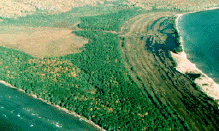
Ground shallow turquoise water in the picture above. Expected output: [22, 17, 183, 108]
[0, 83, 99, 131]
[178, 9, 219, 83]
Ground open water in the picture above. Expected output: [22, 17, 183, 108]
[177, 9, 219, 83]
[0, 83, 99, 131]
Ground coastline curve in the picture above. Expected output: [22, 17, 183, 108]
[171, 8, 219, 104]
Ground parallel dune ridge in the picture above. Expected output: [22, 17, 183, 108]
[0, 0, 219, 131]
[119, 11, 219, 131]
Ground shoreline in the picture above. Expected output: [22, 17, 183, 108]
[0, 6, 219, 130]
[0, 80, 106, 131]
[171, 7, 219, 104]
[118, 10, 219, 130]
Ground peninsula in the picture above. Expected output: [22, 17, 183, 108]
[0, 0, 219, 130]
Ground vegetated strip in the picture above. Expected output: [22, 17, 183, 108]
[0, 80, 105, 131]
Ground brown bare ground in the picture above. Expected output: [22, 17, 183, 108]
[0, 26, 88, 58]
[126, 0, 218, 11]
[1, 0, 218, 18]
[119, 11, 219, 130]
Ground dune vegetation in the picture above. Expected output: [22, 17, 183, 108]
[0, 0, 219, 131]
[0, 31, 189, 130]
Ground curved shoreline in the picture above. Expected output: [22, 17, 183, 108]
[1, 6, 219, 130]
[0, 80, 106, 131]
[171, 8, 219, 104]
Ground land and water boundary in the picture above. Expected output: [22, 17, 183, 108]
[0, 80, 105, 131]
[0, 5, 219, 131]
[171, 7, 219, 104]
[118, 9, 219, 130]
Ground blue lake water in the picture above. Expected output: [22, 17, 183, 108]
[0, 83, 100, 131]
[177, 9, 219, 83]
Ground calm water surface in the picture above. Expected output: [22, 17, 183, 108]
[0, 83, 99, 131]
[178, 9, 219, 83]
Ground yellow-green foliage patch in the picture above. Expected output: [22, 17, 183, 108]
[0, 31, 190, 130]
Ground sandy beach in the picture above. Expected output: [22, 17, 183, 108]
[171, 8, 219, 104]
[0, 1, 219, 130]
[118, 10, 219, 130]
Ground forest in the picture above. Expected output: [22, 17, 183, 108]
[0, 0, 219, 130]
[0, 30, 190, 130]
[0, 8, 191, 130]
[78, 8, 144, 31]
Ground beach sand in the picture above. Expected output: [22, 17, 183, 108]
[0, 3, 219, 130]
[119, 10, 219, 130]
[171, 10, 219, 104]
